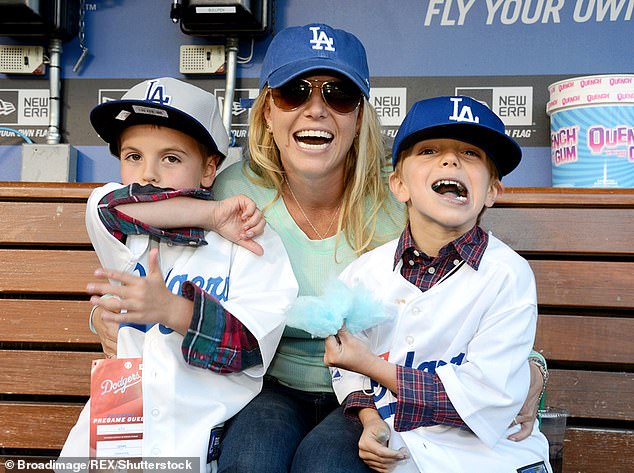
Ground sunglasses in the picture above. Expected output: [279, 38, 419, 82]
[270, 78, 363, 114]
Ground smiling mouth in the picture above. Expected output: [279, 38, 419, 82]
[432, 179, 468, 202]
[294, 130, 333, 149]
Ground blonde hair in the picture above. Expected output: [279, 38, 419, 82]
[245, 87, 396, 256]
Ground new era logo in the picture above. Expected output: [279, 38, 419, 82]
[309, 26, 335, 51]
[0, 99, 16, 116]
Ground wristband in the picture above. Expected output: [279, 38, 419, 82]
[88, 294, 115, 334]
[529, 354, 549, 406]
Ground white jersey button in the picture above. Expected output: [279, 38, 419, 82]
[413, 250, 420, 257]
[151, 408, 160, 417]
[427, 266, 435, 274]
[406, 336, 414, 345]
[408, 260, 415, 266]
[412, 307, 421, 315]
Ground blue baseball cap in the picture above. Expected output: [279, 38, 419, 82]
[259, 23, 370, 98]
[391, 96, 522, 177]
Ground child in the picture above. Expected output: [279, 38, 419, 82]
[324, 96, 551, 472]
[59, 77, 298, 472]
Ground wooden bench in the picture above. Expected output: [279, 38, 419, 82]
[0, 183, 632, 473]
[0, 182, 100, 463]
[481, 188, 634, 473]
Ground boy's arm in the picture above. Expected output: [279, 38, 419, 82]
[182, 228, 298, 376]
[99, 184, 264, 254]
[325, 329, 467, 431]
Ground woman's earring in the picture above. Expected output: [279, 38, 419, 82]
[266, 124, 273, 134]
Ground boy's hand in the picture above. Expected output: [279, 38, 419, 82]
[324, 325, 374, 374]
[86, 249, 193, 334]
[209, 194, 265, 256]
[358, 409, 409, 472]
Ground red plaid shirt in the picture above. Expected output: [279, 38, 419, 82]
[345, 224, 488, 432]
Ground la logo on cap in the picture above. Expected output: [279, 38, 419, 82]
[309, 26, 335, 51]
[145, 80, 172, 106]
[449, 97, 480, 124]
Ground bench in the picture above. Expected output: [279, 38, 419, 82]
[0, 182, 100, 464]
[481, 187, 634, 473]
[0, 183, 632, 473]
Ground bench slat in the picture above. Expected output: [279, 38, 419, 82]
[0, 402, 83, 450]
[564, 427, 634, 473]
[547, 370, 634, 421]
[531, 260, 634, 308]
[482, 208, 634, 255]
[0, 250, 99, 294]
[0, 299, 95, 344]
[0, 202, 90, 245]
[536, 314, 634, 364]
[0, 350, 98, 396]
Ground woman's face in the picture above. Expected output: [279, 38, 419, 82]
[264, 74, 362, 181]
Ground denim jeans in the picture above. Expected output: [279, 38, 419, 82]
[217, 377, 372, 473]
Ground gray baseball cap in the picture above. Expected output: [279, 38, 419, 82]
[90, 77, 229, 163]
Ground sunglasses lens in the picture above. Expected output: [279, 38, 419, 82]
[271, 80, 311, 111]
[322, 81, 362, 113]
[271, 79, 362, 113]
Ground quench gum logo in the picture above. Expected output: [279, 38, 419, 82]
[551, 125, 579, 166]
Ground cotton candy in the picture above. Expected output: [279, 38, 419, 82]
[285, 279, 390, 337]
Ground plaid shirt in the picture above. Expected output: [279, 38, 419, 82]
[345, 224, 488, 432]
[97, 183, 211, 246]
[98, 183, 260, 373]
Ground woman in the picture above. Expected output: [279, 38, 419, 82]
[92, 23, 545, 473]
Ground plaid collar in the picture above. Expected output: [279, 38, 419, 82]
[393, 223, 488, 271]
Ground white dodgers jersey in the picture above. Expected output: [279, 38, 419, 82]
[60, 183, 298, 472]
[331, 236, 551, 473]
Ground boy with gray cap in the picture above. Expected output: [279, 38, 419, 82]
[59, 77, 298, 472]
[324, 96, 551, 472]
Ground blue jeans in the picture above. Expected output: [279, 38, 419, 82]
[217, 378, 372, 473]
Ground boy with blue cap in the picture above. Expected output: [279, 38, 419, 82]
[324, 96, 552, 472]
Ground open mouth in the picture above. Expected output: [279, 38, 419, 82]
[431, 179, 468, 202]
[294, 130, 333, 149]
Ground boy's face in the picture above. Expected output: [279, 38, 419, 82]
[389, 137, 501, 237]
[118, 124, 217, 189]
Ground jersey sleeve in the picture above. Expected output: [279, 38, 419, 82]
[85, 182, 145, 273]
[435, 258, 537, 447]
[181, 282, 262, 373]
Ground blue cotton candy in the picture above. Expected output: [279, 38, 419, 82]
[285, 279, 391, 338]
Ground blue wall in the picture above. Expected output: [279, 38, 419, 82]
[1, 0, 633, 186]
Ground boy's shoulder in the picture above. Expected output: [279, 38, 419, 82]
[342, 238, 399, 277]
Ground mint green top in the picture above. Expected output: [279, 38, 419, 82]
[213, 162, 405, 392]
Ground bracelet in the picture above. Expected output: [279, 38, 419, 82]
[529, 355, 549, 405]
[88, 294, 115, 334]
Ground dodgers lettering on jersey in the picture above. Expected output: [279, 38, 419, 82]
[309, 26, 335, 51]
[372, 350, 466, 421]
[449, 96, 480, 123]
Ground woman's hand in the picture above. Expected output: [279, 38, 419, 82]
[508, 360, 545, 441]
[91, 305, 118, 358]
[86, 248, 193, 335]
